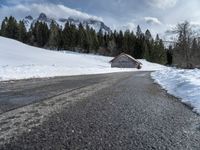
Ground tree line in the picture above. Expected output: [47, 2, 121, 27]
[0, 16, 167, 64]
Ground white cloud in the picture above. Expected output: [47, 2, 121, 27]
[112, 22, 136, 32]
[0, 3, 103, 21]
[122, 22, 136, 31]
[144, 17, 162, 25]
[190, 21, 200, 27]
[148, 0, 178, 9]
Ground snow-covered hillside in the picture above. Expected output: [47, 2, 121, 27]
[152, 68, 200, 114]
[0, 36, 165, 81]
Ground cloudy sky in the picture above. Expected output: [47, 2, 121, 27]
[0, 0, 200, 37]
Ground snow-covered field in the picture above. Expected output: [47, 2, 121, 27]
[152, 68, 200, 114]
[0, 36, 164, 81]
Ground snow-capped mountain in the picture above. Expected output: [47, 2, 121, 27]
[23, 15, 34, 30]
[23, 13, 111, 33]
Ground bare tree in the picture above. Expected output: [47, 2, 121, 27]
[167, 21, 200, 68]
[172, 21, 194, 68]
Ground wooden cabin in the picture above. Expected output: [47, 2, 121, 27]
[110, 53, 142, 69]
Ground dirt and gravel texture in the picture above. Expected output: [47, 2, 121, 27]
[1, 72, 200, 150]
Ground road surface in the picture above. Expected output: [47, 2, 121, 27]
[0, 72, 200, 149]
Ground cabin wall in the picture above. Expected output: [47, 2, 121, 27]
[111, 55, 139, 68]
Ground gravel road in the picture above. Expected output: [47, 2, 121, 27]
[1, 72, 200, 149]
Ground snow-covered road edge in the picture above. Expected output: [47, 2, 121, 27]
[0, 61, 164, 82]
[0, 65, 135, 81]
[151, 68, 200, 114]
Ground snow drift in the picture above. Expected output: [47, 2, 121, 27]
[152, 68, 200, 114]
[0, 36, 164, 81]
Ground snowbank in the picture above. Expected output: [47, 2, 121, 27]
[151, 68, 200, 114]
[0, 36, 164, 81]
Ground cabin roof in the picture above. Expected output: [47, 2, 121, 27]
[110, 53, 142, 65]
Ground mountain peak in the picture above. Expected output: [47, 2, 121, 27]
[38, 13, 48, 21]
[25, 15, 33, 20]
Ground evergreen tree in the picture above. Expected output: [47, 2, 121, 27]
[97, 29, 104, 48]
[1, 16, 18, 39]
[129, 31, 136, 57]
[157, 39, 166, 64]
[166, 45, 173, 65]
[103, 32, 109, 49]
[109, 32, 117, 56]
[145, 29, 152, 41]
[77, 23, 90, 52]
[123, 30, 131, 54]
[150, 34, 166, 64]
[136, 25, 142, 38]
[38, 22, 49, 47]
[143, 40, 149, 60]
[0, 17, 8, 36]
[144, 29, 153, 60]
[17, 20, 27, 42]
[8, 16, 18, 39]
[116, 30, 123, 54]
[70, 24, 78, 50]
[31, 21, 49, 47]
[63, 22, 73, 50]
[191, 38, 200, 65]
[134, 26, 144, 59]
[90, 28, 99, 53]
[86, 25, 93, 52]
[82, 30, 90, 53]
[48, 21, 62, 50]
